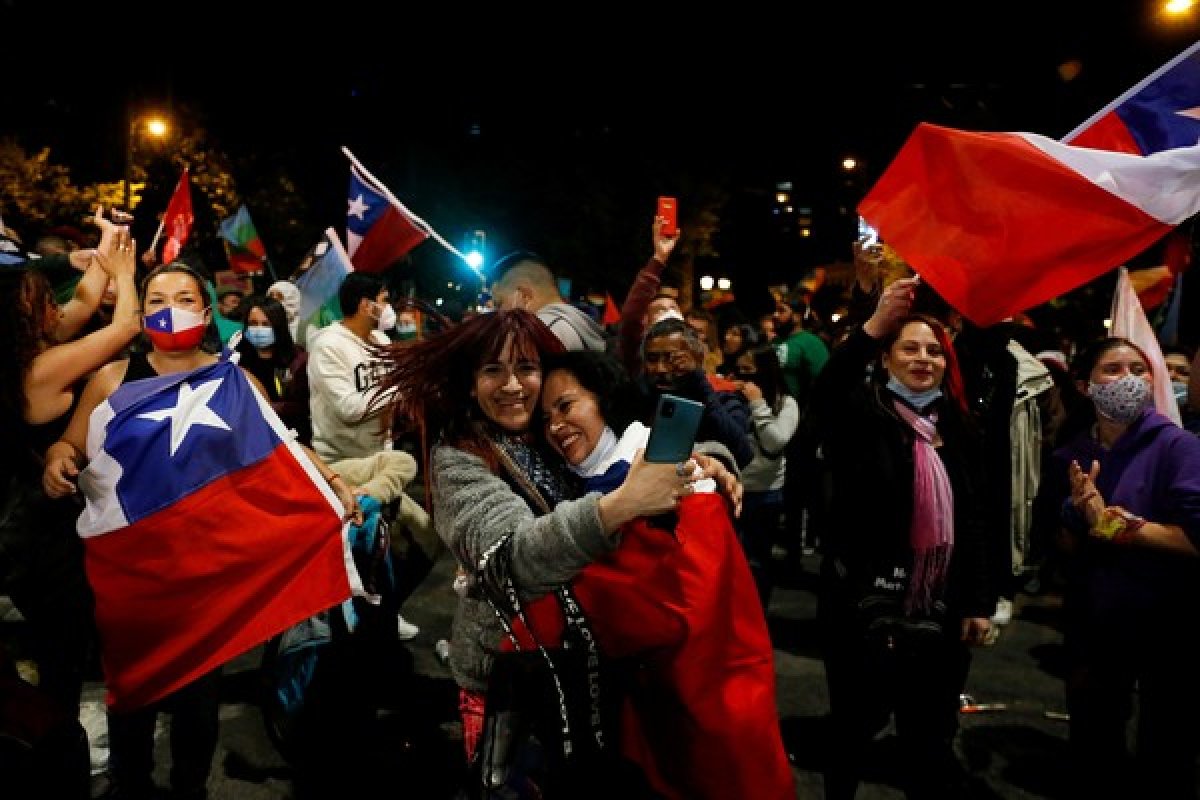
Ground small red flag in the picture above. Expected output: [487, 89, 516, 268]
[161, 169, 194, 264]
[601, 292, 621, 326]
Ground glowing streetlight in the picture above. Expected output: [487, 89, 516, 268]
[842, 157, 859, 171]
[717, 277, 732, 291]
[699, 275, 715, 291]
[125, 113, 169, 211]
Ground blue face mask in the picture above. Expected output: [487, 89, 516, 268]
[886, 376, 942, 410]
[244, 325, 276, 349]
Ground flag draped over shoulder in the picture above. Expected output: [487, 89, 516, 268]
[860, 41, 1200, 326]
[294, 227, 351, 337]
[161, 169, 194, 264]
[76, 356, 361, 711]
[1110, 266, 1182, 426]
[218, 205, 267, 274]
[343, 151, 430, 273]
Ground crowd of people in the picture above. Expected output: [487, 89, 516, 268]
[2, 204, 1199, 799]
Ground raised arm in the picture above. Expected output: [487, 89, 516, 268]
[24, 229, 141, 426]
[616, 216, 679, 372]
[56, 207, 130, 341]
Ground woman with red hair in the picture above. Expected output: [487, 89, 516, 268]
[811, 276, 995, 799]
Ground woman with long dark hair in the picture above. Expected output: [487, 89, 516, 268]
[811, 276, 994, 799]
[235, 294, 311, 444]
[0, 212, 140, 716]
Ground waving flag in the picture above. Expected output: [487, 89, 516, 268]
[76, 356, 361, 710]
[218, 205, 268, 274]
[161, 169, 194, 264]
[1110, 266, 1182, 426]
[295, 227, 351, 333]
[860, 41, 1200, 326]
[343, 151, 430, 273]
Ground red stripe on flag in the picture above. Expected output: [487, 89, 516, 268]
[860, 124, 1171, 326]
[1066, 110, 1143, 155]
[85, 445, 350, 711]
[351, 204, 428, 273]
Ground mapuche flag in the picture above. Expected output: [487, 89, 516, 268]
[858, 41, 1200, 327]
[218, 205, 268, 274]
[75, 355, 362, 710]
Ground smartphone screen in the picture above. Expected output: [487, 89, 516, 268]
[644, 393, 704, 463]
[657, 196, 679, 237]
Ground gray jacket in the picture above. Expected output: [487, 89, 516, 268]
[537, 302, 608, 352]
[430, 444, 617, 691]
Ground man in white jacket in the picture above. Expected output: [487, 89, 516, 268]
[308, 272, 424, 640]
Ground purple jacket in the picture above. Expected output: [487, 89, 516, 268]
[1053, 409, 1200, 617]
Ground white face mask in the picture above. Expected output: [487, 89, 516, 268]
[1089, 373, 1152, 424]
[376, 303, 397, 332]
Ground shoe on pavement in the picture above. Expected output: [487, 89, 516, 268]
[397, 614, 420, 641]
[990, 597, 1013, 626]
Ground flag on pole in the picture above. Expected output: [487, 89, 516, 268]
[859, 41, 1200, 327]
[342, 147, 467, 271]
[295, 227, 352, 334]
[1110, 266, 1182, 426]
[161, 168, 194, 264]
[76, 355, 362, 710]
[1064, 40, 1200, 155]
[218, 205, 268, 275]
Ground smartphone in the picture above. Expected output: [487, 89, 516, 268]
[857, 215, 879, 247]
[657, 196, 679, 237]
[644, 393, 704, 463]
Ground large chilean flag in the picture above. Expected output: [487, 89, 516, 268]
[860, 41, 1200, 327]
[77, 355, 362, 710]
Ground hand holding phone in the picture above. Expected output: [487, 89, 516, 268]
[657, 196, 679, 238]
[644, 393, 704, 463]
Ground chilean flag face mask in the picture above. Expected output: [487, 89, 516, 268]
[143, 306, 208, 351]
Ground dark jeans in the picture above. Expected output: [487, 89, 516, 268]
[106, 668, 221, 798]
[739, 489, 784, 610]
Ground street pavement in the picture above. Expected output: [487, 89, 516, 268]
[5, 548, 1078, 798]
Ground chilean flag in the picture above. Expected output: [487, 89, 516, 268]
[142, 306, 207, 351]
[76, 356, 362, 710]
[344, 152, 429, 273]
[860, 41, 1200, 327]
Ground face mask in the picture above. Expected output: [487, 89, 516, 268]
[396, 320, 418, 341]
[886, 376, 942, 410]
[143, 306, 208, 352]
[1089, 373, 1151, 423]
[376, 303, 397, 332]
[244, 325, 276, 349]
[1173, 380, 1189, 407]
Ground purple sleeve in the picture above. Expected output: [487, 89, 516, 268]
[1161, 431, 1200, 548]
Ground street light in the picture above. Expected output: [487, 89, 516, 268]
[124, 113, 169, 211]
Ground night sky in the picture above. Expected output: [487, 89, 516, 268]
[4, 1, 1199, 310]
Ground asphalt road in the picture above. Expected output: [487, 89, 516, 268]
[18, 545, 1078, 800]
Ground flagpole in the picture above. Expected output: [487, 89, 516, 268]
[148, 216, 166, 254]
[1063, 40, 1200, 143]
[341, 146, 468, 261]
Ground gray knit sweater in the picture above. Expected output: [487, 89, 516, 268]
[430, 444, 617, 691]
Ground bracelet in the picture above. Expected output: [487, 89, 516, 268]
[1090, 506, 1145, 544]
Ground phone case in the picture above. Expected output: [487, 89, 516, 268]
[657, 196, 678, 237]
[644, 393, 704, 463]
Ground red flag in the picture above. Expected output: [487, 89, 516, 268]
[76, 357, 360, 710]
[601, 292, 620, 326]
[508, 492, 793, 799]
[161, 168, 194, 264]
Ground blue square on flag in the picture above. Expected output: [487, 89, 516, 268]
[347, 169, 390, 237]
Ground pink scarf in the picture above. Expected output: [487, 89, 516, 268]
[893, 400, 954, 613]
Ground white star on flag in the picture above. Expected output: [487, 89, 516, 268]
[138, 378, 231, 457]
[347, 194, 370, 220]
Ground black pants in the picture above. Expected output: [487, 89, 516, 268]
[819, 594, 970, 799]
[106, 668, 221, 798]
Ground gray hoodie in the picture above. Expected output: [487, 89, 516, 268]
[537, 302, 608, 352]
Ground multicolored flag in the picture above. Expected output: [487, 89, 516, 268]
[295, 227, 352, 338]
[859, 41, 1200, 327]
[1110, 266, 1182, 426]
[218, 205, 268, 274]
[76, 355, 361, 710]
[161, 168, 194, 264]
[343, 150, 430, 273]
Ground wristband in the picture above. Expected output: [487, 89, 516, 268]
[1090, 506, 1145, 544]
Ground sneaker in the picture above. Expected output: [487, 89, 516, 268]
[990, 597, 1013, 626]
[396, 614, 420, 641]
